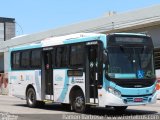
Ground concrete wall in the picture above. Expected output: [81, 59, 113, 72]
[0, 23, 4, 41]
[5, 22, 15, 41]
[0, 21, 15, 41]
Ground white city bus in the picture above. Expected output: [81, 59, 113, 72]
[9, 33, 157, 113]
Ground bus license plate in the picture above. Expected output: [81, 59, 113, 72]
[134, 98, 143, 102]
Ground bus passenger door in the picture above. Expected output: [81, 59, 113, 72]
[42, 49, 53, 100]
[85, 43, 99, 104]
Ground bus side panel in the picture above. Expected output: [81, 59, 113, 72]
[9, 70, 42, 100]
[64, 73, 85, 104]
[53, 69, 66, 102]
[34, 70, 42, 100]
[53, 69, 85, 103]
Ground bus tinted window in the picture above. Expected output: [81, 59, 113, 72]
[70, 45, 84, 66]
[56, 47, 68, 67]
[31, 49, 41, 68]
[12, 52, 20, 69]
[21, 51, 30, 68]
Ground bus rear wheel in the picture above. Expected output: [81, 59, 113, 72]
[71, 90, 86, 113]
[26, 88, 37, 108]
[114, 106, 128, 111]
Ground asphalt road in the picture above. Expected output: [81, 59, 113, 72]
[0, 95, 160, 120]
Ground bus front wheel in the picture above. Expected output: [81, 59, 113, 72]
[26, 88, 37, 108]
[71, 90, 86, 113]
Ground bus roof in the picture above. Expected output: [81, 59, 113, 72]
[9, 32, 150, 51]
[109, 32, 150, 37]
[10, 33, 105, 51]
[41, 33, 104, 47]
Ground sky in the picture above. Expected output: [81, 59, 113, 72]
[1, 0, 160, 35]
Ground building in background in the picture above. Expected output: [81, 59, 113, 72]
[0, 17, 15, 42]
[0, 17, 15, 95]
[0, 17, 15, 73]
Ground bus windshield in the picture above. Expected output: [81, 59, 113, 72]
[107, 46, 155, 79]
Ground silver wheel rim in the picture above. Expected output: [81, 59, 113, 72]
[75, 96, 84, 111]
[28, 91, 35, 105]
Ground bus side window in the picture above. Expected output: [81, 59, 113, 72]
[56, 46, 68, 68]
[70, 44, 84, 67]
[31, 49, 41, 69]
[21, 51, 30, 68]
[12, 52, 21, 69]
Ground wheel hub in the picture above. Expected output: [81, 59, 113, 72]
[75, 96, 84, 107]
[28, 92, 35, 105]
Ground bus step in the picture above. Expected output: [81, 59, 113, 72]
[43, 100, 54, 103]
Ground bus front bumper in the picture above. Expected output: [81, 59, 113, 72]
[98, 89, 157, 107]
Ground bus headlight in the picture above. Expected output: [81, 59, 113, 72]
[108, 87, 121, 98]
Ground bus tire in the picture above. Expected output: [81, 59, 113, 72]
[26, 88, 37, 108]
[114, 106, 128, 111]
[71, 90, 86, 113]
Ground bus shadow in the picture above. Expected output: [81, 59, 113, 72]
[84, 107, 157, 116]
[14, 104, 158, 116]
[14, 103, 73, 112]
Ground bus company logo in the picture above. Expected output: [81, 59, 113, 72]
[146, 89, 149, 93]
[55, 75, 63, 81]
[71, 78, 84, 84]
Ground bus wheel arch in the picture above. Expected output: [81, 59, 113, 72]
[26, 84, 35, 97]
[25, 85, 45, 108]
[69, 86, 86, 113]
